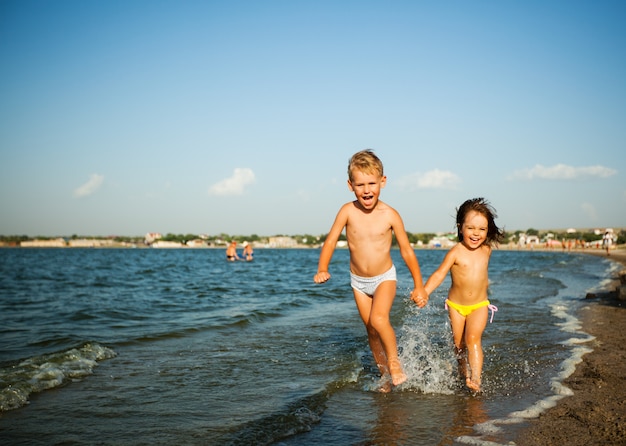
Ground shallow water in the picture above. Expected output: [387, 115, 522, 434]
[0, 248, 617, 445]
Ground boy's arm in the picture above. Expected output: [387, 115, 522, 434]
[314, 206, 348, 284]
[392, 213, 428, 307]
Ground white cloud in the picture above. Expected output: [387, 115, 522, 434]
[580, 202, 598, 221]
[73, 174, 104, 198]
[508, 164, 617, 181]
[396, 169, 461, 191]
[208, 168, 256, 196]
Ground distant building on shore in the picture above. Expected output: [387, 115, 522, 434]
[151, 240, 184, 248]
[428, 234, 456, 248]
[185, 239, 208, 248]
[268, 236, 297, 248]
[145, 232, 162, 245]
[20, 238, 67, 247]
[68, 239, 115, 248]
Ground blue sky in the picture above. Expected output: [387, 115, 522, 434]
[1, 1, 624, 237]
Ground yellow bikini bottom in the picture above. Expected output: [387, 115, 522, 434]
[445, 299, 498, 323]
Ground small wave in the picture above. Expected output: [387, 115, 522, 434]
[132, 327, 201, 343]
[0, 342, 116, 412]
[221, 388, 329, 445]
[219, 309, 283, 328]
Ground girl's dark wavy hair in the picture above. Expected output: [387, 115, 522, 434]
[456, 198, 504, 247]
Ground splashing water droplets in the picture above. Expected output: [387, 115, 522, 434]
[397, 298, 457, 394]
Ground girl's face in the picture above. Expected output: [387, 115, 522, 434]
[460, 210, 488, 250]
[348, 169, 386, 211]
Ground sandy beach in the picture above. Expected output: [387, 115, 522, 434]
[515, 247, 626, 445]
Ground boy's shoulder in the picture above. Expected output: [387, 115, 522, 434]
[338, 200, 358, 212]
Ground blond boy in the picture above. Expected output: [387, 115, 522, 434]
[314, 149, 428, 390]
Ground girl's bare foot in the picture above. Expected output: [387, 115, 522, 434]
[377, 374, 392, 393]
[455, 346, 468, 382]
[388, 358, 407, 386]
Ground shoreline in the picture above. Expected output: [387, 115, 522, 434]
[514, 248, 626, 445]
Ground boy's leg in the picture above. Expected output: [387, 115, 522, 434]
[371, 281, 406, 386]
[353, 289, 389, 374]
[463, 307, 489, 392]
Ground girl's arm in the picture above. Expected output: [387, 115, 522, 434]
[314, 205, 348, 283]
[424, 247, 457, 295]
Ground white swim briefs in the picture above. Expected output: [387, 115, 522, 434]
[350, 264, 397, 297]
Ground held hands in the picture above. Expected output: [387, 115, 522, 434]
[411, 288, 429, 308]
[314, 271, 331, 284]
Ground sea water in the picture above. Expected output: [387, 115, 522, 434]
[0, 248, 619, 445]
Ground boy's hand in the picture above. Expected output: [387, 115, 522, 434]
[314, 271, 331, 283]
[411, 289, 429, 308]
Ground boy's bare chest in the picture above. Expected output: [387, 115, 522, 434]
[346, 218, 391, 240]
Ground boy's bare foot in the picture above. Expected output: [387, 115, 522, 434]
[388, 358, 407, 386]
[466, 377, 481, 393]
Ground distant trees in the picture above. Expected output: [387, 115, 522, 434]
[0, 234, 30, 243]
[407, 231, 437, 246]
[161, 233, 199, 244]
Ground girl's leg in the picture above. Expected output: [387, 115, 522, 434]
[463, 307, 489, 392]
[448, 308, 469, 382]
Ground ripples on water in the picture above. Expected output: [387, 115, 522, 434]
[0, 247, 616, 445]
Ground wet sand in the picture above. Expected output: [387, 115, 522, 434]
[515, 248, 626, 445]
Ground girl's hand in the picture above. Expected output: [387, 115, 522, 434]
[411, 289, 429, 308]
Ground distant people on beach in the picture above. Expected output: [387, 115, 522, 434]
[242, 242, 254, 261]
[417, 197, 504, 393]
[226, 241, 240, 261]
[313, 149, 428, 392]
[603, 230, 613, 256]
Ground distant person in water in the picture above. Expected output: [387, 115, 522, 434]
[242, 242, 254, 261]
[226, 241, 240, 262]
[314, 149, 428, 392]
[417, 198, 504, 393]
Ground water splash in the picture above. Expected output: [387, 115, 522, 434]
[397, 297, 457, 394]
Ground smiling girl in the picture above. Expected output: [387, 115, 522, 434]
[417, 198, 504, 393]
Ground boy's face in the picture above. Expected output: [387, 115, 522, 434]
[460, 211, 488, 250]
[347, 169, 386, 211]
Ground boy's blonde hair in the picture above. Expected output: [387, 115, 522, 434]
[347, 149, 384, 182]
